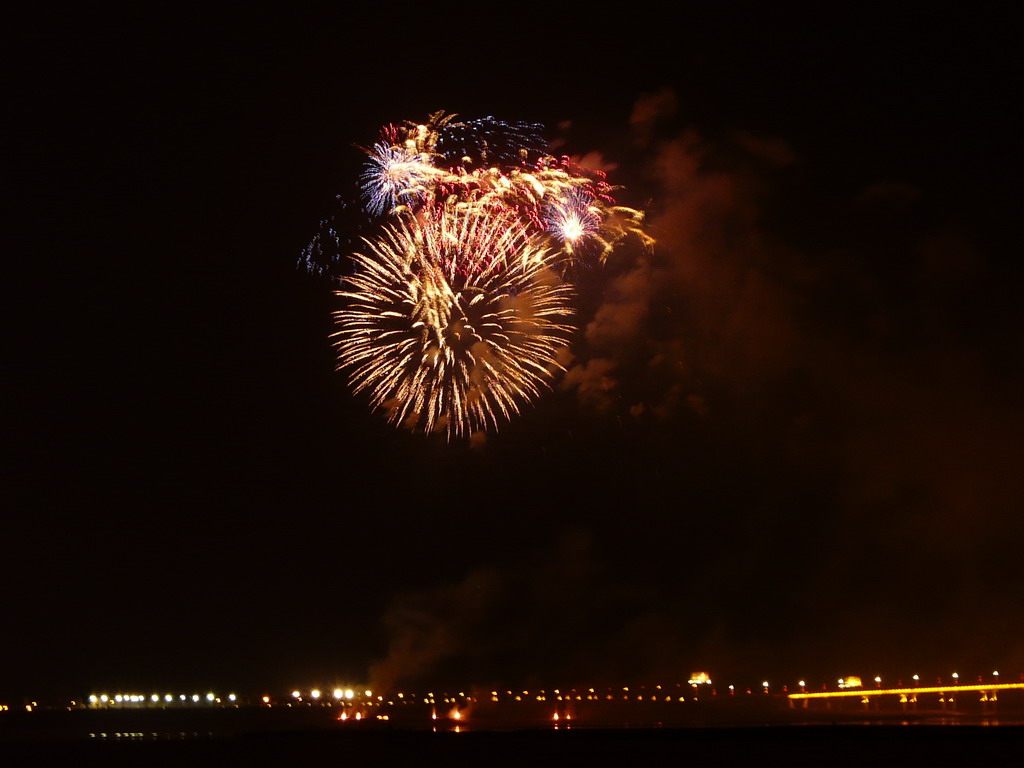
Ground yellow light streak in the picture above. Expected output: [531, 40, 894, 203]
[788, 682, 1024, 700]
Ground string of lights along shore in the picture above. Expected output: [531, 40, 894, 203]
[14, 670, 1021, 721]
[322, 112, 654, 439]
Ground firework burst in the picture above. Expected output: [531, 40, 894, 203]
[434, 115, 548, 168]
[331, 208, 574, 438]
[359, 141, 446, 216]
[543, 188, 603, 257]
[318, 111, 654, 439]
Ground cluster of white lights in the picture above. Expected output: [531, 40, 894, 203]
[87, 692, 237, 705]
[291, 688, 357, 701]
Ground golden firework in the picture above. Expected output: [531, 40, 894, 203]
[332, 207, 574, 438]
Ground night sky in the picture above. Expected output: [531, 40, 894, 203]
[6, 5, 1022, 701]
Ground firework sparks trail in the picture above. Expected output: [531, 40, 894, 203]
[543, 187, 603, 257]
[355, 112, 651, 265]
[320, 111, 654, 438]
[331, 208, 575, 438]
[434, 115, 549, 168]
[359, 142, 447, 217]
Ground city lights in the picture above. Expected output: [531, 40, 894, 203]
[47, 669, 1024, 734]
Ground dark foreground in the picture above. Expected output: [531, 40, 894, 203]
[2, 724, 1022, 767]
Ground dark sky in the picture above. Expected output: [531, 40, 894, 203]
[6, 5, 1022, 701]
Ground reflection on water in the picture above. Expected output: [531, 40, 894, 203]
[89, 731, 215, 741]
[790, 717, 1016, 728]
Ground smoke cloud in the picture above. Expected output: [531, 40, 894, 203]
[369, 90, 1023, 688]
